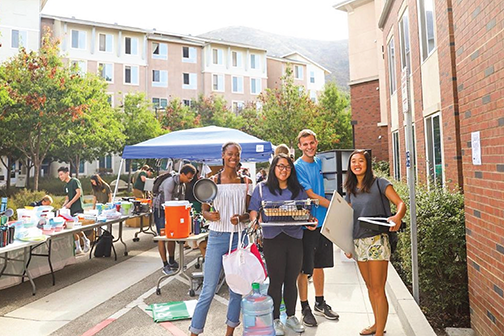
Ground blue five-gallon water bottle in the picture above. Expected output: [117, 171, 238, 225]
[242, 282, 275, 336]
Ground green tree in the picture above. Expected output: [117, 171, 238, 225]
[0, 32, 96, 190]
[256, 66, 315, 149]
[312, 82, 352, 151]
[159, 98, 200, 131]
[192, 94, 242, 128]
[50, 71, 125, 177]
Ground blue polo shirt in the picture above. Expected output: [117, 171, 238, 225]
[294, 157, 327, 227]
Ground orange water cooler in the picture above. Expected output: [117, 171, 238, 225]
[163, 201, 192, 238]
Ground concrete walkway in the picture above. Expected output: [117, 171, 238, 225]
[0, 227, 436, 336]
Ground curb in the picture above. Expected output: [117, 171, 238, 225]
[386, 263, 437, 336]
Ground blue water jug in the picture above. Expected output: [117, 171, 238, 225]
[242, 283, 275, 336]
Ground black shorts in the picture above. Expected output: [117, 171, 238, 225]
[301, 227, 334, 275]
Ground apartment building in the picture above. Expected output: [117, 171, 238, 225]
[337, 0, 504, 335]
[0, 0, 48, 186]
[334, 0, 389, 161]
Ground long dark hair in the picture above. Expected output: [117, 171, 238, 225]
[266, 153, 303, 199]
[90, 174, 108, 192]
[344, 150, 375, 196]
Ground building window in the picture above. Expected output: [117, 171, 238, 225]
[232, 76, 243, 93]
[310, 90, 317, 102]
[11, 29, 27, 48]
[125, 37, 138, 55]
[152, 42, 168, 59]
[152, 97, 168, 108]
[425, 114, 443, 187]
[399, 11, 411, 74]
[251, 78, 261, 95]
[418, 0, 436, 61]
[79, 160, 85, 174]
[152, 70, 168, 87]
[71, 30, 86, 49]
[392, 131, 401, 181]
[183, 99, 192, 107]
[70, 60, 87, 76]
[294, 65, 303, 79]
[232, 101, 244, 114]
[183, 73, 197, 89]
[107, 93, 113, 107]
[212, 74, 224, 91]
[212, 48, 223, 65]
[98, 33, 113, 52]
[124, 65, 139, 85]
[387, 37, 397, 94]
[99, 156, 112, 170]
[182, 46, 197, 63]
[98, 63, 113, 82]
[232, 51, 242, 67]
[250, 54, 258, 69]
[310, 71, 315, 84]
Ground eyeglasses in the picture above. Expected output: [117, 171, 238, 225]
[275, 165, 292, 171]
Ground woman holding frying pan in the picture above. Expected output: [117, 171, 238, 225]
[189, 142, 252, 336]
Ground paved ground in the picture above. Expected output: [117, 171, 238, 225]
[0, 226, 412, 336]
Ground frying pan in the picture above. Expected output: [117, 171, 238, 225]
[193, 178, 218, 211]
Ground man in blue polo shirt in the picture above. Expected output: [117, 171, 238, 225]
[294, 129, 339, 327]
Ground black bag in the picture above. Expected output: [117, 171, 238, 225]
[375, 179, 406, 253]
[94, 230, 114, 258]
[152, 172, 172, 198]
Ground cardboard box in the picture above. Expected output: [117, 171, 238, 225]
[125, 215, 150, 228]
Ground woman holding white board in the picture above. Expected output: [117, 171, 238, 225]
[344, 150, 406, 336]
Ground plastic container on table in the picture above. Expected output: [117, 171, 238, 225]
[163, 201, 192, 239]
[242, 282, 275, 336]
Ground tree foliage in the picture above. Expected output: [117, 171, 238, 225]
[159, 98, 200, 131]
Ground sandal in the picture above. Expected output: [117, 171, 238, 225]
[359, 327, 386, 335]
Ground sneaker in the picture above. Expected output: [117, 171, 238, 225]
[82, 238, 91, 253]
[273, 319, 285, 336]
[314, 301, 339, 320]
[286, 316, 305, 333]
[75, 245, 84, 255]
[167, 260, 179, 270]
[162, 265, 175, 275]
[301, 305, 317, 327]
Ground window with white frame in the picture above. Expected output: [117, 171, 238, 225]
[183, 73, 197, 90]
[11, 29, 27, 48]
[98, 63, 113, 82]
[182, 46, 197, 63]
[250, 54, 258, 69]
[310, 71, 315, 84]
[125, 37, 138, 55]
[212, 48, 223, 65]
[99, 156, 112, 170]
[418, 0, 436, 61]
[232, 101, 244, 114]
[232, 76, 244, 93]
[71, 30, 86, 49]
[294, 65, 303, 79]
[425, 114, 443, 187]
[212, 74, 224, 91]
[399, 11, 411, 74]
[152, 70, 168, 87]
[310, 90, 317, 102]
[250, 78, 261, 95]
[232, 51, 243, 67]
[98, 33, 113, 52]
[152, 42, 168, 59]
[392, 131, 401, 181]
[152, 97, 168, 108]
[70, 60, 87, 76]
[387, 37, 397, 94]
[124, 65, 139, 85]
[106, 93, 114, 107]
[183, 99, 192, 107]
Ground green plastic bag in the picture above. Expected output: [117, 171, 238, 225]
[146, 300, 197, 323]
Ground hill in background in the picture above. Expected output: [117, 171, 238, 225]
[199, 26, 349, 91]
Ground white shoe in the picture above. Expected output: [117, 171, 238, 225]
[274, 319, 285, 336]
[75, 242, 84, 255]
[82, 237, 91, 253]
[286, 315, 305, 333]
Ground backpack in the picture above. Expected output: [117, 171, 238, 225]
[152, 172, 173, 197]
[94, 230, 114, 258]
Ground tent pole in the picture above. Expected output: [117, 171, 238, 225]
[112, 159, 124, 203]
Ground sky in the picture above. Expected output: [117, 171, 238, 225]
[41, 0, 349, 41]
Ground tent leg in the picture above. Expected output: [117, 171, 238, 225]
[112, 159, 124, 203]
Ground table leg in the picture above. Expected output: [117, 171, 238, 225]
[155, 241, 184, 295]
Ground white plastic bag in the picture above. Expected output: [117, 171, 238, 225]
[222, 230, 266, 295]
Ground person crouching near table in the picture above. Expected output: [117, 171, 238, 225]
[344, 150, 406, 336]
[249, 153, 316, 335]
[189, 142, 252, 336]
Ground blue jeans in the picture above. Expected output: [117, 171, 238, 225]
[189, 230, 247, 334]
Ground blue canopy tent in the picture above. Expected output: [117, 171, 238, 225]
[112, 126, 273, 200]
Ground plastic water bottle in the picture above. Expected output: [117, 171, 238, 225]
[279, 298, 287, 324]
[242, 283, 275, 336]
